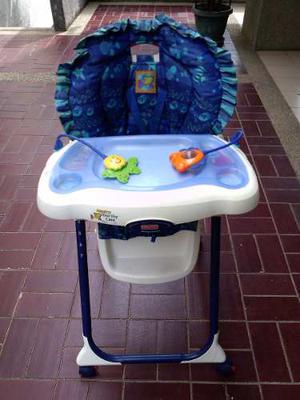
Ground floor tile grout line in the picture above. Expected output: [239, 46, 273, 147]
[251, 191, 300, 195]
[86, 381, 93, 400]
[50, 379, 59, 400]
[289, 203, 300, 234]
[53, 232, 69, 270]
[224, 384, 231, 400]
[0, 271, 28, 360]
[121, 380, 125, 400]
[23, 318, 42, 378]
[123, 278, 133, 363]
[1, 376, 300, 384]
[60, 318, 75, 374]
[228, 108, 265, 400]
[189, 378, 194, 400]
[63, 270, 80, 354]
[243, 295, 298, 298]
[14, 290, 77, 296]
[14, 261, 32, 373]
[252, 234, 265, 273]
[276, 322, 294, 383]
[97, 265, 106, 320]
[3, 316, 300, 323]
[270, 154, 285, 178]
[183, 274, 192, 388]
[124, 280, 133, 381]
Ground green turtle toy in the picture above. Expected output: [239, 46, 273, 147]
[102, 154, 141, 184]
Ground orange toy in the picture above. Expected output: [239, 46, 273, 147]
[169, 148, 204, 173]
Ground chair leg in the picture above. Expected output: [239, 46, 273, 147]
[209, 216, 221, 336]
[75, 220, 92, 340]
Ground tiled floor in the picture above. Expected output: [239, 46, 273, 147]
[0, 3, 300, 400]
[83, 3, 193, 31]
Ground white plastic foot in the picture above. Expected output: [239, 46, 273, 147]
[76, 336, 121, 366]
[182, 333, 226, 364]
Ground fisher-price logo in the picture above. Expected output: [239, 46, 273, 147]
[141, 224, 160, 231]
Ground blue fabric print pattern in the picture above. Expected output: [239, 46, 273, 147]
[55, 14, 237, 138]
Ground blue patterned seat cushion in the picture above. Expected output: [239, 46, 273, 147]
[55, 14, 237, 138]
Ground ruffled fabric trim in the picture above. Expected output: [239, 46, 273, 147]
[56, 52, 89, 136]
[55, 13, 237, 136]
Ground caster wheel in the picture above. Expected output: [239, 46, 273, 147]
[79, 366, 97, 378]
[216, 359, 235, 376]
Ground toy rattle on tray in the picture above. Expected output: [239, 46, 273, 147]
[169, 131, 243, 173]
[54, 134, 141, 184]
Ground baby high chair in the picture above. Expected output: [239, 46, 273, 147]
[37, 14, 258, 377]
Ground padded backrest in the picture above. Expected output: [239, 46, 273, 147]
[55, 14, 237, 138]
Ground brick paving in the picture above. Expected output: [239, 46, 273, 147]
[0, 4, 300, 400]
[83, 4, 193, 31]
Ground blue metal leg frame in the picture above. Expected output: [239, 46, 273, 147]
[75, 216, 222, 364]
